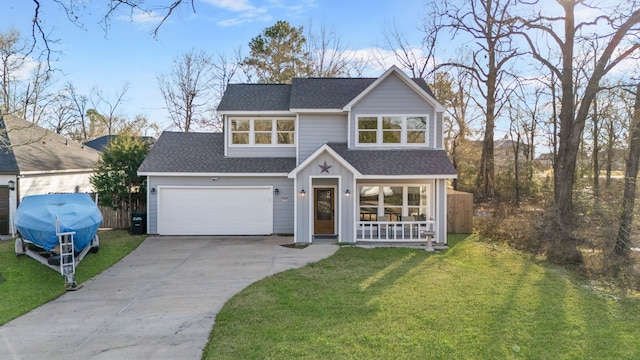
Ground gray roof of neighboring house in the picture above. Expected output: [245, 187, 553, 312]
[327, 143, 457, 176]
[0, 115, 100, 175]
[137, 132, 297, 173]
[84, 135, 155, 152]
[217, 77, 435, 111]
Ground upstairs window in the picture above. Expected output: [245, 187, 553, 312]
[277, 119, 295, 144]
[357, 115, 428, 146]
[231, 119, 250, 144]
[382, 117, 402, 144]
[254, 120, 272, 144]
[230, 118, 295, 146]
[358, 117, 377, 144]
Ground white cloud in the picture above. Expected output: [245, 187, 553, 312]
[129, 10, 165, 24]
[202, 0, 315, 27]
[11, 55, 40, 81]
[200, 0, 270, 27]
[202, 0, 259, 12]
[265, 0, 317, 13]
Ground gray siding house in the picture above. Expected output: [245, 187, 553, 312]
[138, 66, 457, 244]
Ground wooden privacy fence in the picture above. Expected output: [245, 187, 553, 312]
[447, 189, 473, 233]
[97, 196, 146, 230]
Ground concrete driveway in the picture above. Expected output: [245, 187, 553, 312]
[0, 236, 339, 360]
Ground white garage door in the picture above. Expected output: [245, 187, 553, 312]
[158, 187, 273, 235]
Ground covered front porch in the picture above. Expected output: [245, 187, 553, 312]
[353, 179, 447, 244]
[357, 219, 435, 241]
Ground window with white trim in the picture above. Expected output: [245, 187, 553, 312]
[357, 115, 428, 145]
[359, 185, 430, 222]
[230, 118, 295, 145]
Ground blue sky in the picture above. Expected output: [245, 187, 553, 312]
[2, 0, 429, 131]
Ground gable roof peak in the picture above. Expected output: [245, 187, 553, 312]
[342, 66, 445, 112]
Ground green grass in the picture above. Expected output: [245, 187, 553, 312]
[0, 230, 145, 325]
[204, 235, 640, 360]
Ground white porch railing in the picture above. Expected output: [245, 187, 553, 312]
[356, 220, 436, 242]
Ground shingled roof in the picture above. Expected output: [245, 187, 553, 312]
[217, 77, 435, 111]
[84, 135, 155, 152]
[138, 132, 296, 174]
[0, 115, 100, 175]
[217, 84, 292, 111]
[327, 143, 457, 176]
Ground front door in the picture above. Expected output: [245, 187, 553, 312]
[314, 188, 334, 234]
[0, 186, 9, 235]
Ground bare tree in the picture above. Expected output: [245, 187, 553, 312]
[158, 49, 216, 132]
[26, 0, 198, 67]
[202, 52, 242, 132]
[377, 20, 438, 79]
[92, 83, 129, 136]
[63, 82, 90, 141]
[19, 61, 55, 125]
[437, 69, 479, 190]
[305, 21, 355, 77]
[516, 0, 640, 228]
[46, 94, 76, 134]
[0, 28, 30, 115]
[432, 0, 522, 200]
[615, 84, 640, 257]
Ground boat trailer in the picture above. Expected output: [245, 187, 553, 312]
[15, 219, 100, 291]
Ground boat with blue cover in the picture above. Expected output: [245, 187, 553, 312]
[14, 193, 102, 290]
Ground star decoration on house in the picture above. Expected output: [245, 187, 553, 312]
[319, 161, 332, 174]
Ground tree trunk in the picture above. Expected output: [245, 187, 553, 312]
[605, 119, 614, 188]
[514, 133, 521, 204]
[553, 0, 577, 225]
[477, 57, 497, 200]
[592, 98, 599, 199]
[615, 84, 640, 256]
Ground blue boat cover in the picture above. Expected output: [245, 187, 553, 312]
[14, 193, 103, 251]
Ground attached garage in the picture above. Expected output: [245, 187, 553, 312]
[157, 186, 273, 236]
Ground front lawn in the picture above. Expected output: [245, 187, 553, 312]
[204, 234, 640, 359]
[0, 230, 145, 325]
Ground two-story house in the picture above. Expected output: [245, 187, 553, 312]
[138, 66, 457, 244]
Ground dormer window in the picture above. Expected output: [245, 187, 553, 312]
[357, 115, 428, 145]
[230, 117, 295, 146]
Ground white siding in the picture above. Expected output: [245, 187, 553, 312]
[19, 172, 94, 200]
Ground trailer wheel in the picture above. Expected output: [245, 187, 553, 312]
[15, 238, 25, 256]
[89, 235, 100, 253]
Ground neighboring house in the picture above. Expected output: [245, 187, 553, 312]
[138, 66, 457, 244]
[84, 135, 155, 152]
[470, 137, 534, 168]
[0, 115, 100, 235]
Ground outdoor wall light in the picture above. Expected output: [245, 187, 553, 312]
[7, 180, 15, 191]
[151, 187, 156, 194]
[345, 189, 351, 197]
[300, 189, 306, 196]
[274, 188, 279, 195]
